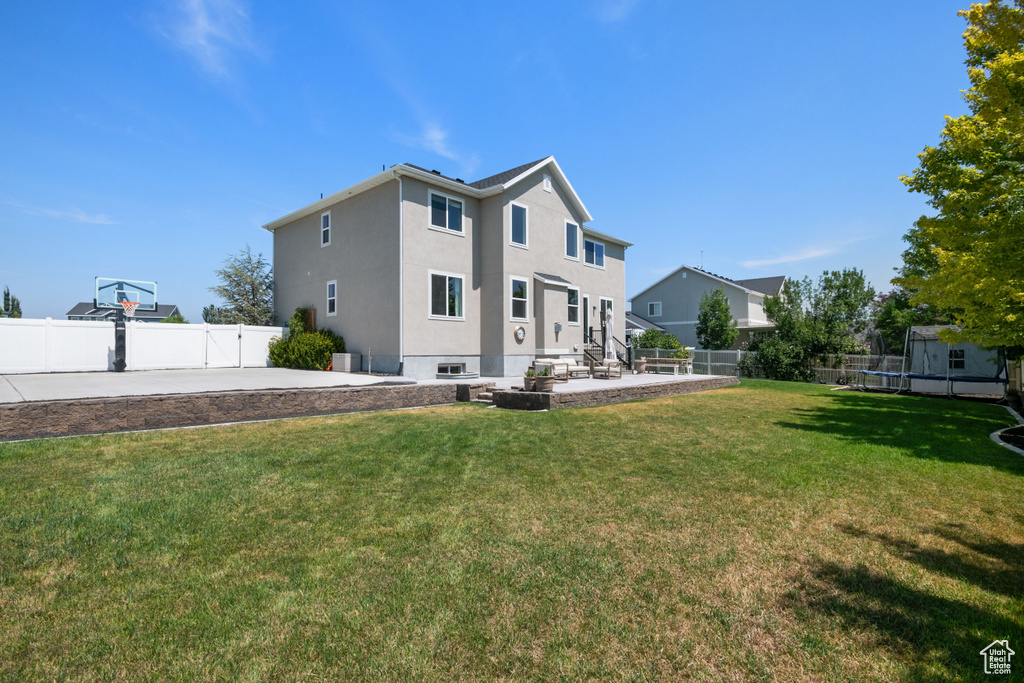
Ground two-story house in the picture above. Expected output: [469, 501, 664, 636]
[629, 266, 785, 349]
[264, 156, 631, 379]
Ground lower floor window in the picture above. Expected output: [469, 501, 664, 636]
[511, 278, 528, 320]
[431, 273, 463, 318]
[567, 287, 579, 324]
[437, 363, 465, 375]
[326, 280, 337, 316]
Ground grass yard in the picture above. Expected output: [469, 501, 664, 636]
[1, 379, 1022, 681]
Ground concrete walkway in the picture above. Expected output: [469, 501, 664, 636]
[0, 367, 414, 404]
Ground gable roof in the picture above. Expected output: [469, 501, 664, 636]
[733, 276, 786, 296]
[631, 264, 785, 301]
[262, 156, 604, 232]
[625, 311, 665, 332]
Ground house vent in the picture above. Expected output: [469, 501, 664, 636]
[543, 174, 552, 193]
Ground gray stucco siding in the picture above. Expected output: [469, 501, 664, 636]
[400, 177, 481, 358]
[272, 180, 401, 359]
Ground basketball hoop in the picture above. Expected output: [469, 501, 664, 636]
[120, 301, 141, 318]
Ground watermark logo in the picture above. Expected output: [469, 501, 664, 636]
[980, 640, 1014, 675]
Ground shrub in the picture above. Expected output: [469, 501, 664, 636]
[160, 313, 189, 324]
[633, 329, 688, 358]
[269, 307, 346, 370]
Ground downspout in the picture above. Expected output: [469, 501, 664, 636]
[394, 170, 404, 375]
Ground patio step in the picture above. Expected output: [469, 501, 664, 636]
[471, 391, 494, 405]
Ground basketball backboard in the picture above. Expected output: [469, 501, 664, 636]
[94, 277, 158, 311]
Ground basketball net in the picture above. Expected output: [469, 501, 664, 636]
[120, 301, 141, 318]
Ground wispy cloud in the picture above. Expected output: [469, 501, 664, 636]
[597, 0, 641, 23]
[159, 0, 263, 79]
[395, 124, 480, 177]
[741, 246, 838, 269]
[3, 199, 117, 225]
[741, 237, 871, 269]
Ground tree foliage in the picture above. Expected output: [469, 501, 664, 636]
[632, 329, 689, 358]
[2, 286, 22, 318]
[695, 288, 739, 350]
[746, 269, 875, 380]
[870, 282, 955, 355]
[159, 313, 189, 324]
[209, 245, 275, 326]
[202, 304, 228, 324]
[897, 0, 1024, 353]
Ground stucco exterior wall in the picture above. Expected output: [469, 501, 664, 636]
[273, 180, 401, 371]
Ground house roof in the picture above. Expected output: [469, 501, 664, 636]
[468, 157, 550, 189]
[630, 264, 784, 301]
[261, 157, 633, 246]
[625, 311, 665, 332]
[733, 276, 786, 296]
[533, 272, 572, 287]
[66, 302, 180, 319]
[911, 325, 961, 340]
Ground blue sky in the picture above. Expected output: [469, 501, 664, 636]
[1, 1, 971, 320]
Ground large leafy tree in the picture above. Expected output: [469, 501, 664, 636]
[897, 0, 1024, 353]
[209, 245, 275, 326]
[747, 269, 875, 380]
[696, 288, 739, 350]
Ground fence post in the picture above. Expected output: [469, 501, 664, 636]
[238, 324, 244, 368]
[202, 323, 209, 369]
[44, 318, 52, 372]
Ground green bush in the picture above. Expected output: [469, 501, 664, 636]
[633, 329, 689, 358]
[269, 307, 346, 370]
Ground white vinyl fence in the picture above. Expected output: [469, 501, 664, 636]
[633, 348, 744, 376]
[0, 318, 284, 374]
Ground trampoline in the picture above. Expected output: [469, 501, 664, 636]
[858, 326, 1007, 397]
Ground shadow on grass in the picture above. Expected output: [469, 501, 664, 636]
[837, 522, 1024, 599]
[775, 391, 1024, 475]
[788, 559, 1023, 680]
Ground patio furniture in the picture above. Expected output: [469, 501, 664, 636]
[563, 359, 590, 378]
[533, 360, 569, 382]
[592, 359, 622, 379]
[644, 358, 692, 375]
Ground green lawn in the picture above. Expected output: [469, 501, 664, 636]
[1, 380, 1021, 681]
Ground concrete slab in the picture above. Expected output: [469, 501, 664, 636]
[0, 368, 414, 404]
[483, 370, 719, 394]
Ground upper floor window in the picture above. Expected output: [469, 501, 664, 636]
[568, 287, 580, 324]
[648, 301, 662, 317]
[430, 272, 464, 319]
[430, 192, 463, 233]
[321, 211, 331, 246]
[326, 280, 337, 316]
[511, 203, 528, 247]
[565, 221, 579, 260]
[584, 238, 605, 268]
[511, 278, 528, 321]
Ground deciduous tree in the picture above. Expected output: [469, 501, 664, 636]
[696, 288, 739, 350]
[898, 0, 1024, 353]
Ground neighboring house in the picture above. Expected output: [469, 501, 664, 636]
[629, 266, 785, 349]
[66, 302, 182, 322]
[264, 156, 631, 379]
[624, 310, 664, 344]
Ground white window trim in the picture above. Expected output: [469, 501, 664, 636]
[510, 275, 529, 322]
[584, 237, 606, 269]
[510, 202, 529, 249]
[648, 301, 662, 317]
[326, 280, 337, 317]
[321, 211, 331, 247]
[567, 286, 580, 326]
[428, 191, 466, 236]
[428, 270, 466, 321]
[564, 220, 579, 261]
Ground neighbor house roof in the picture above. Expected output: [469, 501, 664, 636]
[625, 311, 665, 332]
[261, 157, 632, 247]
[66, 302, 180, 320]
[631, 265, 785, 301]
[733, 276, 786, 296]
